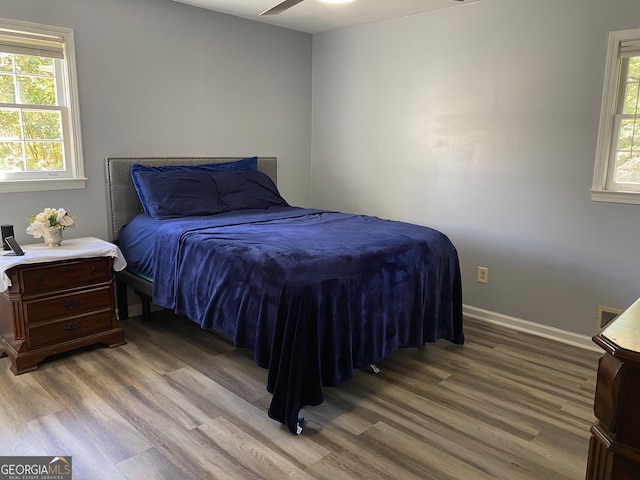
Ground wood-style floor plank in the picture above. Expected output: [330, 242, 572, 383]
[0, 310, 600, 479]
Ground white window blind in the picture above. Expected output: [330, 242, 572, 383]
[0, 29, 64, 59]
[620, 39, 640, 58]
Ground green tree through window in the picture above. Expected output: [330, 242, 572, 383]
[613, 56, 640, 183]
[0, 52, 64, 172]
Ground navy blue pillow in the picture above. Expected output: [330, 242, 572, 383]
[131, 157, 257, 216]
[212, 170, 287, 211]
[132, 169, 224, 218]
[131, 156, 257, 175]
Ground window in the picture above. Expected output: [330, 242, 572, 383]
[592, 29, 640, 203]
[0, 18, 84, 193]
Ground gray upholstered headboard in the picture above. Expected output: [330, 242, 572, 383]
[105, 156, 277, 242]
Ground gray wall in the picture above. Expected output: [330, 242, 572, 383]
[5, 0, 638, 338]
[312, 0, 640, 336]
[0, 0, 312, 242]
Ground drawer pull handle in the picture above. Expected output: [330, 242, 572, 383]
[62, 299, 80, 309]
[64, 322, 81, 331]
[36, 275, 44, 283]
[90, 267, 98, 274]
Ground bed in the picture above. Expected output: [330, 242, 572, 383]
[105, 156, 464, 434]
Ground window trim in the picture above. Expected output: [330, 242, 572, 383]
[0, 17, 85, 193]
[592, 28, 640, 204]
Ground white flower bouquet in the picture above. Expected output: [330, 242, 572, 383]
[26, 207, 75, 241]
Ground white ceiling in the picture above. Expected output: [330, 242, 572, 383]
[171, 0, 485, 34]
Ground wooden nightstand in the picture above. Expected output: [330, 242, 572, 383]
[0, 238, 126, 374]
[586, 298, 640, 479]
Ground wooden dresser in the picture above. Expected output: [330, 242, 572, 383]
[586, 298, 640, 479]
[0, 243, 126, 374]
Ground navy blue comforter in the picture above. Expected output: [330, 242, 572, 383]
[138, 206, 463, 433]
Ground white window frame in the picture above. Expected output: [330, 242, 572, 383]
[592, 28, 640, 204]
[0, 18, 85, 193]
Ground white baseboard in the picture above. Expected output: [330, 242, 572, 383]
[463, 304, 601, 352]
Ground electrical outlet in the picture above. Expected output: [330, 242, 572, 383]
[477, 266, 488, 284]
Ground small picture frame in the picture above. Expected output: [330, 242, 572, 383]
[4, 236, 25, 256]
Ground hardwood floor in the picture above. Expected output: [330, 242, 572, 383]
[0, 311, 600, 480]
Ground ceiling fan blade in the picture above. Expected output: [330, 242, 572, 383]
[260, 0, 305, 16]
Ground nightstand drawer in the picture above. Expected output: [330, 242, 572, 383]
[24, 286, 113, 324]
[29, 311, 114, 349]
[19, 258, 112, 295]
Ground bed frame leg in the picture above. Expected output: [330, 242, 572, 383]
[141, 297, 151, 322]
[134, 290, 152, 323]
[115, 279, 129, 320]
